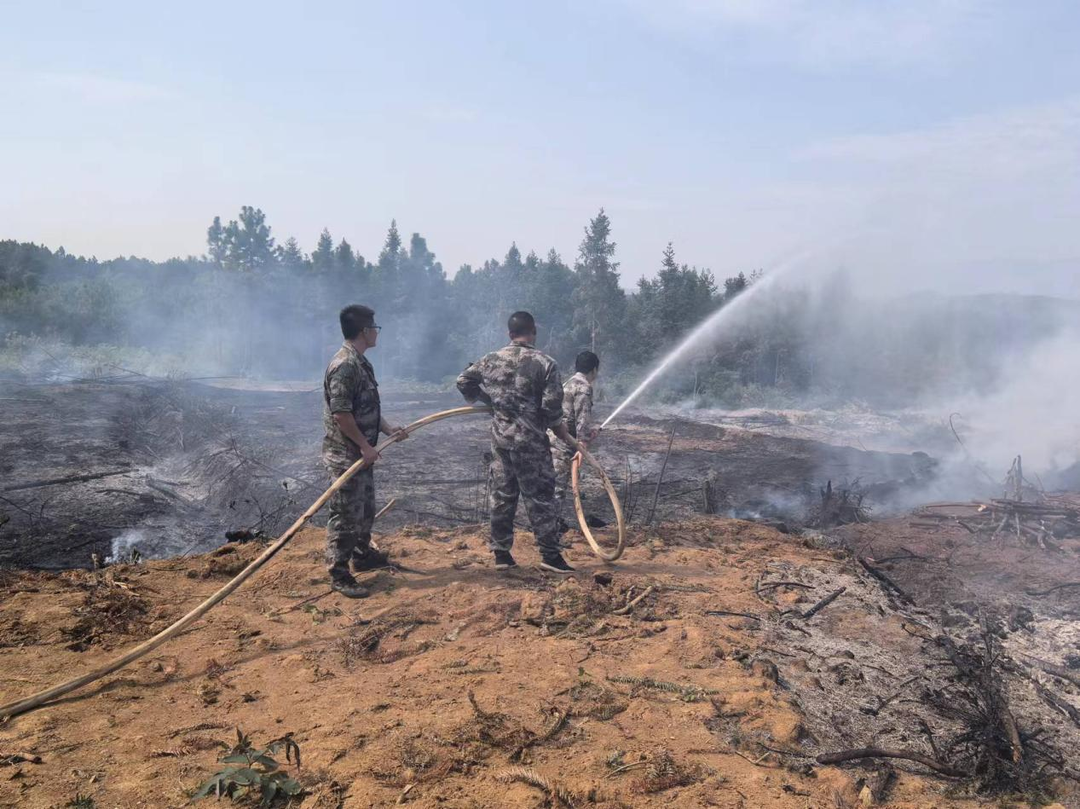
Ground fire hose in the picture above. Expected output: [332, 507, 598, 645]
[0, 404, 624, 720]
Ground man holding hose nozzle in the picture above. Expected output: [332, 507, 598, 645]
[552, 350, 601, 537]
[322, 305, 407, 599]
[457, 311, 580, 574]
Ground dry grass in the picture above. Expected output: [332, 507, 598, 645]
[630, 749, 703, 794]
[62, 583, 150, 651]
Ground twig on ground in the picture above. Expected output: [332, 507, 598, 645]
[1025, 582, 1080, 597]
[757, 580, 813, 591]
[496, 767, 576, 808]
[606, 761, 649, 778]
[816, 748, 968, 778]
[645, 426, 677, 527]
[613, 585, 654, 616]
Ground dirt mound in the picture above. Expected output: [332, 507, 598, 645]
[0, 517, 1076, 807]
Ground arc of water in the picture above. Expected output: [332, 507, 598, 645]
[602, 250, 813, 429]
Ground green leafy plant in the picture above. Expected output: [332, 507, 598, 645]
[193, 729, 303, 806]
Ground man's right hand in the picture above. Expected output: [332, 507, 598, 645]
[360, 444, 380, 468]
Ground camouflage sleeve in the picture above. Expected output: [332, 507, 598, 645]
[540, 362, 564, 428]
[575, 385, 594, 436]
[327, 363, 358, 414]
[456, 362, 491, 405]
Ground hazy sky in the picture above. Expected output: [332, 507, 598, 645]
[2, 1, 1078, 296]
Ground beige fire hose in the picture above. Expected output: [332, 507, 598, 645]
[0, 404, 624, 720]
[570, 447, 625, 562]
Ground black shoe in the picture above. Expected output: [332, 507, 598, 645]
[493, 550, 517, 570]
[585, 514, 608, 529]
[331, 577, 369, 599]
[539, 554, 576, 575]
[352, 546, 390, 573]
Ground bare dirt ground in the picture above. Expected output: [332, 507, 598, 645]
[1, 515, 1078, 808]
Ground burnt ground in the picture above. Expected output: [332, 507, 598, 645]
[0, 377, 940, 570]
[1, 376, 1079, 807]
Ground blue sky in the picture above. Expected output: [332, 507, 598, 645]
[2, 0, 1078, 295]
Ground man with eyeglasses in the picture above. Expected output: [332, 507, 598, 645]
[321, 305, 406, 598]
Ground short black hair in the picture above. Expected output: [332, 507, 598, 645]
[507, 311, 536, 338]
[340, 304, 376, 340]
[575, 350, 600, 375]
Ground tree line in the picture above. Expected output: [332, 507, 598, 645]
[3, 207, 1069, 407]
[0, 208, 764, 392]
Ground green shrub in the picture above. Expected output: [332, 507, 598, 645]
[193, 729, 304, 806]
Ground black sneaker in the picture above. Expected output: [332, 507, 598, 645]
[352, 546, 391, 572]
[585, 514, 608, 529]
[331, 577, 369, 599]
[493, 550, 517, 570]
[539, 554, 576, 575]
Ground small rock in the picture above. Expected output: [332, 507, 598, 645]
[593, 571, 613, 586]
[941, 610, 970, 628]
[952, 600, 979, 617]
[519, 592, 551, 626]
[752, 658, 780, 684]
[1008, 606, 1035, 632]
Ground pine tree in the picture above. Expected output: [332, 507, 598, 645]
[374, 220, 402, 304]
[572, 209, 626, 358]
[278, 237, 306, 270]
[221, 206, 276, 272]
[334, 238, 356, 274]
[311, 229, 335, 273]
[206, 216, 226, 265]
[723, 271, 748, 301]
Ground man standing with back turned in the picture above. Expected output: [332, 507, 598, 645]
[552, 350, 600, 527]
[322, 304, 406, 599]
[457, 311, 579, 574]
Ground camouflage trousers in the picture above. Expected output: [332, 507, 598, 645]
[551, 446, 575, 518]
[324, 464, 375, 582]
[489, 443, 560, 557]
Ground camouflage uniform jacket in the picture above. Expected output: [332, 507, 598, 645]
[562, 372, 594, 440]
[457, 343, 564, 451]
[322, 342, 381, 468]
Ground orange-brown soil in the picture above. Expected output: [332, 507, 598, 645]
[0, 518, 1072, 808]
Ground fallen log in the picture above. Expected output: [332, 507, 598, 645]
[859, 558, 914, 604]
[1020, 654, 1080, 690]
[1029, 678, 1080, 729]
[800, 586, 846, 620]
[2, 468, 132, 492]
[816, 748, 968, 778]
[1025, 582, 1080, 597]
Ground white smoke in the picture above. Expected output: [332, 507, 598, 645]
[949, 328, 1080, 477]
